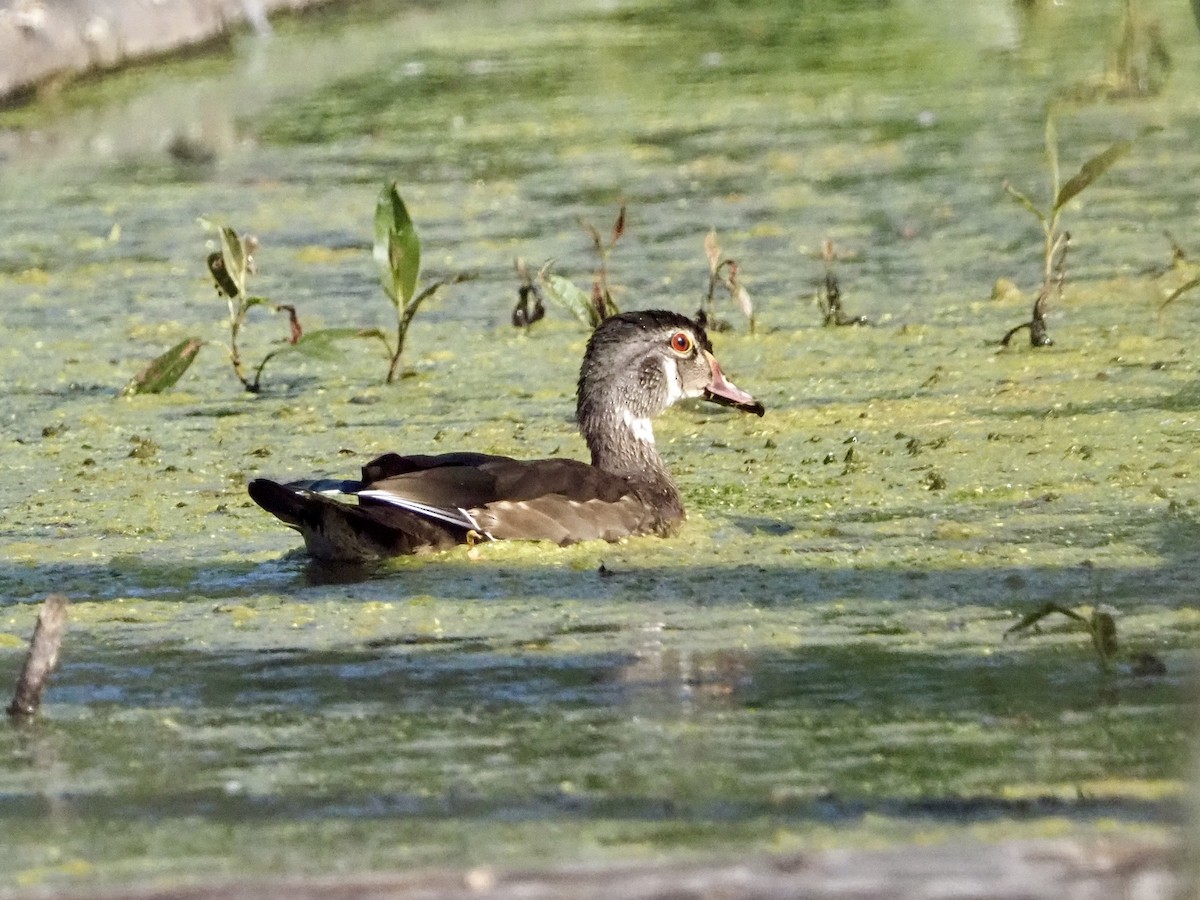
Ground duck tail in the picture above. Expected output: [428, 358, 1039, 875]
[248, 478, 462, 561]
[247, 478, 313, 529]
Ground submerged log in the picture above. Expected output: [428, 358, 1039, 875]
[0, 0, 345, 105]
[7, 593, 69, 718]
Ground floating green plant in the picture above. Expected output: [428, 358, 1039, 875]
[815, 238, 868, 328]
[581, 202, 625, 325]
[120, 337, 203, 396]
[534, 264, 601, 328]
[1063, 0, 1171, 103]
[1005, 601, 1120, 671]
[1157, 232, 1200, 310]
[696, 228, 755, 333]
[373, 181, 472, 383]
[123, 224, 377, 395]
[201, 225, 361, 394]
[999, 115, 1147, 348]
[511, 257, 547, 329]
[122, 184, 473, 395]
[521, 203, 625, 330]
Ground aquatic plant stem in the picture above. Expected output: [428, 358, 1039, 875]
[227, 304, 252, 391]
[385, 275, 473, 384]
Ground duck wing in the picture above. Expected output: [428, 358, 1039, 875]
[360, 454, 665, 544]
[248, 452, 673, 560]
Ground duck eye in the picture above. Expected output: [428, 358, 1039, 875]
[669, 331, 693, 354]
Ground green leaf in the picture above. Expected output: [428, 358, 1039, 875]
[217, 226, 247, 298]
[292, 328, 370, 361]
[1053, 138, 1133, 213]
[1004, 601, 1087, 638]
[120, 337, 203, 396]
[266, 328, 389, 362]
[581, 221, 603, 254]
[1161, 274, 1200, 309]
[542, 274, 597, 327]
[353, 327, 391, 347]
[252, 328, 391, 390]
[373, 181, 421, 306]
[1003, 181, 1046, 226]
[1044, 114, 1060, 204]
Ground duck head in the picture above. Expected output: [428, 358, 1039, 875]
[577, 310, 764, 474]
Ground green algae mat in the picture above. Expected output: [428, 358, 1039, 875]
[0, 0, 1196, 891]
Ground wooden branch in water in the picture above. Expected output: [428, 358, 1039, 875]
[7, 594, 69, 719]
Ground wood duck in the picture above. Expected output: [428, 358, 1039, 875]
[248, 310, 765, 561]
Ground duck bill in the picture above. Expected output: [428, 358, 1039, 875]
[702, 351, 765, 417]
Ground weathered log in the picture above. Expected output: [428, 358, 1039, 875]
[7, 592, 69, 718]
[0, 0, 340, 105]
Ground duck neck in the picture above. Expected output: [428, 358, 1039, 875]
[582, 406, 678, 493]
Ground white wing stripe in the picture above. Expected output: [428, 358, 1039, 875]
[356, 490, 495, 539]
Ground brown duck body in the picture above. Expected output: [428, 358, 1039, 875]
[248, 310, 764, 561]
[249, 450, 682, 560]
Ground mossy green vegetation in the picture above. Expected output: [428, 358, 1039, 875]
[0, 0, 1197, 891]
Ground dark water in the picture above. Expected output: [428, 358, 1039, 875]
[0, 0, 1197, 889]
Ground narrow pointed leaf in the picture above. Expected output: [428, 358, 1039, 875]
[218, 226, 247, 298]
[264, 328, 392, 363]
[372, 189, 396, 303]
[291, 328, 381, 361]
[121, 337, 203, 396]
[581, 221, 603, 253]
[373, 182, 421, 306]
[603, 288, 619, 318]
[409, 273, 472, 306]
[353, 327, 390, 345]
[207, 252, 238, 298]
[1044, 115, 1060, 204]
[1004, 601, 1089, 638]
[704, 229, 720, 273]
[1054, 139, 1133, 212]
[611, 204, 627, 244]
[735, 284, 753, 319]
[542, 274, 598, 327]
[1003, 181, 1047, 226]
[1161, 275, 1200, 308]
[514, 256, 531, 285]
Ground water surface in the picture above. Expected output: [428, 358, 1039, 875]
[0, 0, 1197, 890]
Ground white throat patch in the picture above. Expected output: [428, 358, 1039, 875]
[660, 356, 686, 404]
[621, 408, 656, 445]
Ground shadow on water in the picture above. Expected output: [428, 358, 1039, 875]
[0, 787, 1182, 833]
[0, 482, 1194, 881]
[3, 501, 1200, 608]
[0, 636, 1187, 844]
[976, 376, 1200, 420]
[0, 550, 1196, 608]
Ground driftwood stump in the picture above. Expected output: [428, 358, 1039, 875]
[7, 593, 69, 718]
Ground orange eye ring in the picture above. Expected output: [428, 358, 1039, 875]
[669, 331, 694, 355]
